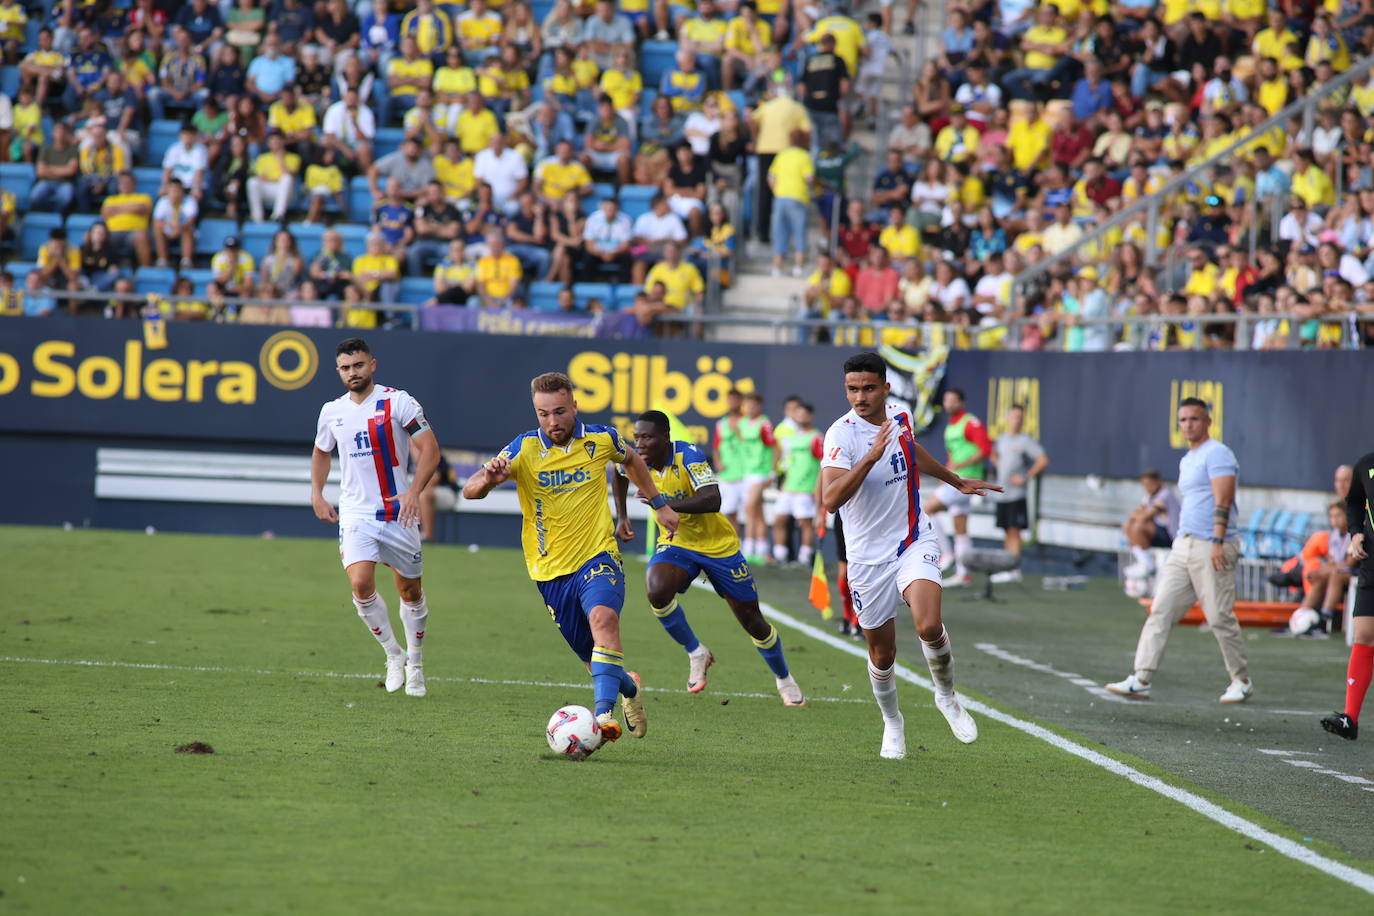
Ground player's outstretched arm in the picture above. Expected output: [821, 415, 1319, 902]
[310, 447, 339, 523]
[463, 456, 512, 500]
[622, 449, 680, 539]
[910, 440, 1003, 496]
[611, 470, 634, 542]
[656, 483, 721, 515]
[821, 419, 893, 513]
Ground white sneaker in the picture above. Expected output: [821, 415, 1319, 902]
[944, 573, 973, 588]
[404, 662, 426, 697]
[1122, 562, 1154, 580]
[880, 714, 906, 759]
[1219, 677, 1253, 704]
[934, 692, 978, 743]
[1104, 673, 1151, 700]
[384, 652, 406, 692]
[776, 674, 806, 706]
[990, 569, 1022, 584]
[687, 646, 715, 693]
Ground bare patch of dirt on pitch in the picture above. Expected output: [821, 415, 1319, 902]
[174, 742, 215, 754]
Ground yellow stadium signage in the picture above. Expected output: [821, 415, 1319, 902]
[0, 332, 319, 404]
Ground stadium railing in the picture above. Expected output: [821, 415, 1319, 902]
[33, 287, 1374, 347]
[1007, 51, 1374, 316]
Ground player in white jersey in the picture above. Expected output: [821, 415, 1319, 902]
[820, 352, 1001, 759]
[311, 338, 440, 698]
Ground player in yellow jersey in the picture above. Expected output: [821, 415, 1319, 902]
[463, 373, 680, 744]
[612, 411, 806, 705]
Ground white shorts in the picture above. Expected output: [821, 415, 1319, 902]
[669, 195, 704, 219]
[339, 518, 424, 579]
[846, 522, 943, 630]
[773, 490, 816, 519]
[719, 479, 747, 515]
[931, 481, 971, 516]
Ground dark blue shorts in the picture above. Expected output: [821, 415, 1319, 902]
[536, 552, 626, 663]
[651, 545, 758, 603]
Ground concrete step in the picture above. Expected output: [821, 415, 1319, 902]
[722, 272, 806, 316]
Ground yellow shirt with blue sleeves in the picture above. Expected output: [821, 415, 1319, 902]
[498, 420, 629, 581]
[620, 440, 740, 559]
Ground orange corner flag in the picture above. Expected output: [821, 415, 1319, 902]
[809, 549, 833, 620]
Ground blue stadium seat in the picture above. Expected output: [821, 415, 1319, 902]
[529, 281, 563, 312]
[572, 282, 613, 311]
[611, 283, 641, 312]
[5, 261, 36, 282]
[180, 267, 214, 294]
[374, 127, 405, 162]
[291, 223, 325, 258]
[1258, 510, 1292, 559]
[529, 0, 555, 23]
[640, 41, 678, 88]
[133, 266, 177, 296]
[66, 213, 100, 246]
[334, 222, 370, 256]
[0, 67, 18, 100]
[397, 276, 433, 304]
[133, 167, 163, 199]
[146, 120, 183, 166]
[19, 211, 62, 259]
[23, 18, 39, 53]
[0, 162, 35, 212]
[638, 88, 658, 119]
[619, 184, 657, 220]
[349, 176, 374, 222]
[196, 218, 239, 255]
[1238, 508, 1269, 557]
[239, 221, 278, 262]
[1281, 512, 1311, 556]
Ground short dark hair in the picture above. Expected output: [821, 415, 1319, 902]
[636, 410, 671, 434]
[743, 391, 763, 403]
[842, 352, 886, 378]
[947, 387, 966, 402]
[336, 337, 371, 357]
[797, 402, 815, 414]
[784, 394, 803, 405]
[1179, 397, 1209, 413]
[1141, 468, 1162, 481]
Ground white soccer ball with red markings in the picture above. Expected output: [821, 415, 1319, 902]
[546, 705, 601, 760]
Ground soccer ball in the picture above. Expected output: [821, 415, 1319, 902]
[546, 705, 601, 760]
[1123, 576, 1149, 599]
[1288, 607, 1322, 636]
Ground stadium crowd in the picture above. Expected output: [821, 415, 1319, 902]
[0, 0, 1372, 349]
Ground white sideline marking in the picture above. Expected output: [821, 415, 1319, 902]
[753, 602, 1374, 897]
[0, 655, 871, 705]
[973, 642, 1133, 704]
[1254, 749, 1374, 789]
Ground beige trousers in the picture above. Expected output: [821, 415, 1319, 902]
[1133, 535, 1247, 682]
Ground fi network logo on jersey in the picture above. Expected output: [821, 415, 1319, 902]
[353, 430, 372, 451]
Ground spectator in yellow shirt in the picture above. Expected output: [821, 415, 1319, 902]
[878, 205, 922, 266]
[1291, 148, 1335, 207]
[767, 130, 814, 276]
[210, 236, 257, 299]
[77, 122, 128, 212]
[1305, 13, 1350, 72]
[352, 230, 401, 308]
[804, 249, 852, 317]
[1003, 6, 1069, 100]
[1007, 100, 1051, 172]
[99, 172, 153, 267]
[1251, 9, 1302, 71]
[1183, 247, 1220, 297]
[305, 146, 347, 223]
[722, 2, 772, 92]
[933, 105, 979, 164]
[535, 139, 593, 205]
[382, 36, 435, 126]
[268, 86, 318, 160]
[476, 231, 523, 306]
[247, 131, 301, 223]
[643, 241, 705, 312]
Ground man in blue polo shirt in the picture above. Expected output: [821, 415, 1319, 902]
[63, 25, 112, 113]
[1106, 398, 1251, 704]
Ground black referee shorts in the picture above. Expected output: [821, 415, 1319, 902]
[1356, 558, 1374, 618]
[994, 498, 1029, 532]
[833, 512, 847, 564]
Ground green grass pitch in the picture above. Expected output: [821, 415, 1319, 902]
[2, 526, 1372, 914]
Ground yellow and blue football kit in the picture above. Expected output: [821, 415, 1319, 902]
[621, 441, 791, 684]
[497, 419, 640, 720]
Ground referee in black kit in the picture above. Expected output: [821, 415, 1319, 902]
[1322, 450, 1374, 741]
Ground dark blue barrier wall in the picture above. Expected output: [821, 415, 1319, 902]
[946, 350, 1374, 491]
[2, 318, 1368, 534]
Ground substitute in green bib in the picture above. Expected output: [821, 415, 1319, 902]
[923, 387, 993, 586]
[738, 391, 780, 563]
[713, 389, 747, 530]
[772, 401, 824, 566]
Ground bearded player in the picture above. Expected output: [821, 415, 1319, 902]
[612, 410, 806, 706]
[463, 372, 679, 744]
[311, 338, 440, 698]
[821, 352, 1000, 759]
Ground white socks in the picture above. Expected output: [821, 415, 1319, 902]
[1130, 546, 1155, 572]
[921, 626, 955, 697]
[953, 533, 971, 578]
[868, 662, 902, 721]
[399, 591, 429, 666]
[798, 544, 814, 565]
[354, 591, 402, 656]
[772, 543, 788, 562]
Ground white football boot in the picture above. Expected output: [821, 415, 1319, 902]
[934, 692, 978, 743]
[384, 652, 406, 693]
